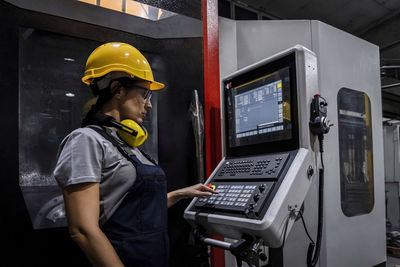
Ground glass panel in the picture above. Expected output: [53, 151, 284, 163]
[338, 88, 374, 216]
[78, 0, 177, 21]
[100, 0, 123, 12]
[125, 0, 176, 20]
[19, 27, 98, 229]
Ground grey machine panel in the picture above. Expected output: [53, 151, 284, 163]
[311, 20, 386, 267]
[184, 46, 318, 248]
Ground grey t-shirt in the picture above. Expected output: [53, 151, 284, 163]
[53, 125, 154, 225]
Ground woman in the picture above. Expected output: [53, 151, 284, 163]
[54, 42, 216, 266]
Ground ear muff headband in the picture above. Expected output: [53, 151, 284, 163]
[117, 119, 148, 147]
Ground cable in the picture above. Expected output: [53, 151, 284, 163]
[307, 134, 325, 267]
[236, 256, 242, 267]
[280, 213, 291, 248]
[319, 134, 325, 168]
[298, 211, 314, 244]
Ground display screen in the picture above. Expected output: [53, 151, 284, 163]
[224, 53, 298, 156]
[234, 72, 285, 138]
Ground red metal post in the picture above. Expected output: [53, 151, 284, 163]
[202, 0, 225, 266]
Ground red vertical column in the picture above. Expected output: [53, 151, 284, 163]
[202, 0, 225, 267]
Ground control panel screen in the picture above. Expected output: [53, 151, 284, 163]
[234, 73, 285, 139]
[224, 53, 298, 156]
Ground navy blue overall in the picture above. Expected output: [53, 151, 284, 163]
[102, 155, 169, 267]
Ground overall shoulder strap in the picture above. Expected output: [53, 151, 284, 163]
[87, 126, 138, 168]
[138, 148, 158, 166]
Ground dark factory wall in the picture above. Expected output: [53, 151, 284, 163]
[0, 1, 204, 266]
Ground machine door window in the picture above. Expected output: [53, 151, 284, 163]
[338, 88, 374, 217]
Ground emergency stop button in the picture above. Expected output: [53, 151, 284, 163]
[207, 183, 216, 190]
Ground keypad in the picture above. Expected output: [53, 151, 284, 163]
[197, 184, 256, 205]
[195, 183, 267, 213]
[216, 153, 289, 180]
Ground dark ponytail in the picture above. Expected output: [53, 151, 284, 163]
[81, 80, 117, 127]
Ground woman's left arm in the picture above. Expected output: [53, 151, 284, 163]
[167, 183, 218, 208]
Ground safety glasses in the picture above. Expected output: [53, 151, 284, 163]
[117, 78, 152, 103]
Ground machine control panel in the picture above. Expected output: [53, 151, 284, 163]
[193, 152, 291, 219]
[216, 153, 289, 180]
[194, 152, 296, 219]
[185, 46, 318, 249]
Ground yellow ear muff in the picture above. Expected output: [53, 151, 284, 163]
[117, 119, 148, 147]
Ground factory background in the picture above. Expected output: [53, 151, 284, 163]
[0, 0, 399, 266]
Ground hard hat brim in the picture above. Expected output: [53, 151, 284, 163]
[149, 80, 165, 90]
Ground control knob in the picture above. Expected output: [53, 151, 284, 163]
[259, 184, 266, 192]
[253, 194, 260, 202]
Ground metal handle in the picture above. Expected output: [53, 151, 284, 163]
[198, 236, 232, 250]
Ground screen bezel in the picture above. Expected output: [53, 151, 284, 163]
[224, 52, 299, 157]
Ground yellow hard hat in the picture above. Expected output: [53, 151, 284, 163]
[82, 42, 164, 90]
